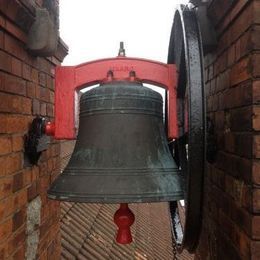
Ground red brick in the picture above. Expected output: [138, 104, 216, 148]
[11, 57, 22, 77]
[0, 135, 12, 155]
[49, 90, 54, 104]
[23, 168, 31, 187]
[46, 75, 54, 90]
[0, 196, 13, 222]
[12, 207, 26, 232]
[5, 19, 26, 43]
[47, 158, 54, 173]
[212, 94, 219, 111]
[13, 172, 23, 192]
[228, 44, 236, 66]
[38, 249, 47, 260]
[0, 50, 12, 73]
[253, 106, 260, 131]
[223, 83, 252, 110]
[253, 160, 260, 184]
[0, 246, 7, 260]
[0, 92, 31, 114]
[13, 189, 27, 209]
[39, 161, 47, 177]
[38, 223, 60, 255]
[225, 175, 247, 204]
[254, 1, 260, 24]
[31, 68, 38, 83]
[36, 87, 50, 102]
[230, 106, 252, 131]
[252, 54, 260, 78]
[21, 97, 31, 114]
[224, 132, 235, 153]
[35, 0, 44, 7]
[0, 218, 12, 241]
[216, 70, 230, 92]
[31, 166, 39, 182]
[46, 103, 54, 117]
[251, 241, 260, 260]
[12, 244, 25, 260]
[234, 134, 252, 158]
[47, 240, 57, 260]
[51, 144, 60, 157]
[235, 38, 241, 61]
[210, 167, 225, 189]
[214, 52, 228, 76]
[0, 114, 31, 134]
[0, 177, 13, 199]
[22, 63, 31, 80]
[230, 57, 250, 86]
[212, 185, 252, 236]
[253, 80, 260, 104]
[216, 152, 251, 182]
[32, 99, 40, 115]
[239, 29, 252, 59]
[230, 2, 254, 41]
[40, 218, 52, 239]
[26, 81, 36, 98]
[253, 135, 260, 158]
[252, 25, 260, 51]
[40, 102, 46, 116]
[0, 154, 21, 178]
[4, 33, 23, 58]
[39, 72, 46, 86]
[38, 174, 50, 194]
[252, 216, 260, 239]
[27, 181, 38, 202]
[253, 189, 260, 213]
[7, 227, 26, 257]
[219, 208, 250, 259]
[217, 230, 242, 260]
[0, 30, 3, 49]
[38, 58, 52, 74]
[12, 135, 23, 152]
[2, 72, 26, 96]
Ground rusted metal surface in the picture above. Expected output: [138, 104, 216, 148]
[168, 4, 206, 253]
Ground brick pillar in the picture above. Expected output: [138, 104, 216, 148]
[0, 1, 67, 259]
[196, 1, 260, 259]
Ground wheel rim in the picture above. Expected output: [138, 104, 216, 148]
[168, 4, 206, 253]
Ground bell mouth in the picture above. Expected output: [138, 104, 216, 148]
[47, 168, 184, 204]
[47, 193, 184, 204]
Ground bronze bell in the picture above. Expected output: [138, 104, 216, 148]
[48, 81, 183, 203]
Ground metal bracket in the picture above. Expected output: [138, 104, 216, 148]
[24, 117, 50, 165]
[48, 57, 178, 140]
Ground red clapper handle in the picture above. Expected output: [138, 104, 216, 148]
[114, 203, 135, 244]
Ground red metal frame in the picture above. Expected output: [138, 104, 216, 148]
[48, 57, 178, 140]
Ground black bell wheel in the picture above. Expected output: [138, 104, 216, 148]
[167, 5, 206, 253]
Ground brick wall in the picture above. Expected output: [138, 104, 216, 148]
[0, 1, 67, 259]
[196, 1, 260, 259]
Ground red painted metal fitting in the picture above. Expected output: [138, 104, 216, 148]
[45, 122, 55, 136]
[114, 203, 135, 244]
